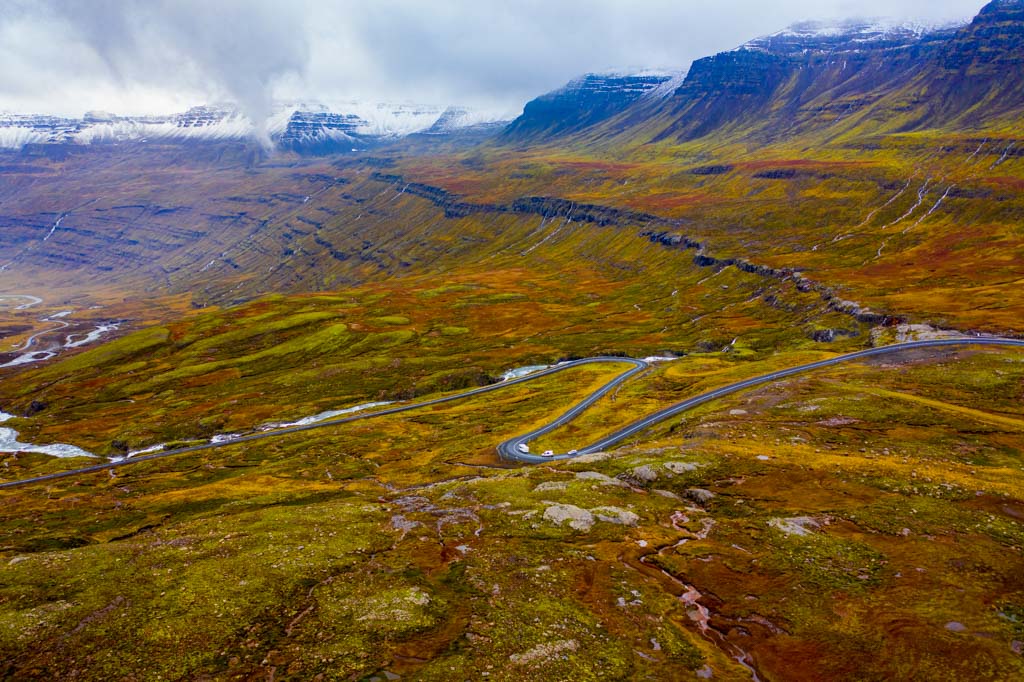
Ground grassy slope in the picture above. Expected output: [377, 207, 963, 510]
[392, 125, 1024, 334]
[0, 255, 863, 474]
[1, 15, 1023, 679]
[2, 343, 1023, 680]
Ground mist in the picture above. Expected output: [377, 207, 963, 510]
[0, 0, 990, 121]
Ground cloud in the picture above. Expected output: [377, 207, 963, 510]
[0, 0, 989, 119]
[2, 0, 309, 141]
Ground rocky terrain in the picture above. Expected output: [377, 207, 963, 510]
[1, 1, 1023, 680]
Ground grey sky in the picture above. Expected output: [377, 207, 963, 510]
[0, 0, 989, 119]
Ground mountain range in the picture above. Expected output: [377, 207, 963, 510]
[2, 1, 1021, 328]
[6, 2, 1021, 156]
[0, 102, 509, 153]
[2, 3, 1024, 680]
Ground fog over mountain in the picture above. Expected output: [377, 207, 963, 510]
[1, 0, 984, 122]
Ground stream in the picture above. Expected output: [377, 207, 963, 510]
[500, 364, 551, 381]
[630, 509, 762, 680]
[0, 296, 121, 369]
[0, 295, 43, 310]
[0, 411, 95, 459]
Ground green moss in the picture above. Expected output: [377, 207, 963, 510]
[762, 527, 888, 591]
[998, 603, 1024, 637]
[372, 315, 411, 326]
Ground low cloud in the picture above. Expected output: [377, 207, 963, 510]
[0, 0, 987, 120]
[3, 0, 309, 142]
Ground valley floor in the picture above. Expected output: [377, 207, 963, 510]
[1, 270, 1023, 680]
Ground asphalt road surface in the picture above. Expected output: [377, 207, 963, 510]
[0, 357, 643, 489]
[500, 338, 1024, 463]
[2, 338, 1023, 489]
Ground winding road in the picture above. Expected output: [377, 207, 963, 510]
[1, 337, 1023, 490]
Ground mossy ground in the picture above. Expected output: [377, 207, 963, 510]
[1, 128, 1022, 679]
[1, 311, 1022, 680]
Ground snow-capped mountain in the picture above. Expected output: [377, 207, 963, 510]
[421, 106, 511, 135]
[741, 17, 969, 54]
[502, 71, 685, 141]
[0, 102, 509, 152]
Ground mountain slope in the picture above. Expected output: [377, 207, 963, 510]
[2, 3, 1024, 681]
[500, 73, 681, 143]
[509, 1, 1022, 148]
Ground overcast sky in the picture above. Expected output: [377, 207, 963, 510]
[0, 0, 988, 120]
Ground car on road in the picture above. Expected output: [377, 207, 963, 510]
[541, 450, 555, 457]
[517, 443, 529, 454]
[568, 449, 578, 455]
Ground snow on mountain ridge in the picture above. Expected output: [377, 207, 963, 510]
[741, 16, 970, 52]
[0, 101, 506, 150]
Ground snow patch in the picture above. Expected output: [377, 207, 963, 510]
[743, 16, 968, 52]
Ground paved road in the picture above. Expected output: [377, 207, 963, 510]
[494, 358, 648, 462]
[497, 337, 1024, 463]
[2, 338, 1023, 489]
[0, 357, 644, 490]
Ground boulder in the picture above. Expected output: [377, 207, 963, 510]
[686, 488, 716, 504]
[769, 516, 822, 536]
[664, 461, 702, 475]
[533, 481, 567, 493]
[543, 504, 594, 531]
[591, 506, 640, 526]
[576, 471, 627, 487]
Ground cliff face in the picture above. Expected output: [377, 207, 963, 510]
[508, 2, 1024, 148]
[918, 0, 1024, 126]
[952, 0, 1024, 70]
[501, 73, 678, 142]
[653, 50, 800, 142]
[649, 26, 954, 143]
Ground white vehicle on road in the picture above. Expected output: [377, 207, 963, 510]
[541, 450, 555, 457]
[517, 443, 530, 454]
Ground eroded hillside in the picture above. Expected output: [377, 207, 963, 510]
[2, 2, 1024, 680]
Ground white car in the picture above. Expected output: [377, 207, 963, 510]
[517, 443, 530, 454]
[541, 450, 555, 457]
[568, 449, 578, 455]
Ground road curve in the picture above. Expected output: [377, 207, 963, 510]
[499, 337, 1024, 463]
[1, 338, 1023, 489]
[0, 357, 645, 490]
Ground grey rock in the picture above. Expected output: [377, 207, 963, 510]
[544, 504, 595, 531]
[686, 488, 716, 504]
[533, 481, 568, 493]
[591, 506, 640, 526]
[630, 465, 659, 483]
[769, 516, 821, 537]
[576, 471, 627, 487]
[664, 461, 702, 474]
